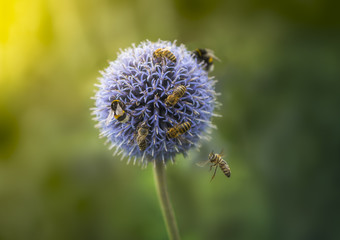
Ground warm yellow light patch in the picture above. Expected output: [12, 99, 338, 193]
[0, 0, 44, 88]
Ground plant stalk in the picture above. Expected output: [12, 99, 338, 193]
[153, 161, 180, 240]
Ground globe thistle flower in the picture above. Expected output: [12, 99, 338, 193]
[92, 40, 219, 166]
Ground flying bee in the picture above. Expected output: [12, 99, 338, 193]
[196, 150, 231, 181]
[166, 121, 192, 139]
[165, 85, 187, 107]
[105, 100, 130, 125]
[153, 48, 177, 64]
[192, 48, 220, 72]
[136, 122, 149, 151]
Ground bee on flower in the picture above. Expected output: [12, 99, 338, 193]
[92, 40, 219, 166]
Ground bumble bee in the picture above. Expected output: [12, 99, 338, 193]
[196, 150, 230, 181]
[153, 48, 177, 64]
[136, 122, 149, 151]
[166, 121, 191, 139]
[105, 100, 130, 125]
[192, 48, 219, 72]
[165, 85, 187, 107]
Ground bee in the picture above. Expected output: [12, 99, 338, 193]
[165, 85, 187, 107]
[192, 48, 219, 72]
[136, 122, 149, 151]
[105, 100, 130, 125]
[166, 121, 191, 139]
[153, 48, 177, 64]
[196, 150, 231, 181]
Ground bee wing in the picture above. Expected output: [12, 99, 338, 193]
[206, 49, 221, 62]
[105, 110, 115, 126]
[115, 103, 124, 116]
[196, 160, 210, 167]
[219, 148, 225, 157]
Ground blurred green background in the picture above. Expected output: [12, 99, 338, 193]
[1, 0, 339, 239]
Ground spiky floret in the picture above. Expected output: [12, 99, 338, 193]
[92, 40, 219, 166]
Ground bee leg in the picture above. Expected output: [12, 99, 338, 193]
[209, 163, 215, 171]
[210, 165, 218, 182]
[209, 162, 217, 171]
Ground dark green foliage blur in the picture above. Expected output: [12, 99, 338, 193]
[0, 0, 339, 239]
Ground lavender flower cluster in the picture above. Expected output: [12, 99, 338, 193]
[92, 40, 219, 166]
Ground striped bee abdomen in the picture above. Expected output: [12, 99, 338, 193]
[165, 85, 187, 107]
[178, 121, 191, 134]
[153, 48, 177, 64]
[219, 159, 231, 178]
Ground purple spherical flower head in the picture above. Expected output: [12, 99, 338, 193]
[92, 40, 219, 166]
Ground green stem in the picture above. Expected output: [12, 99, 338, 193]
[153, 161, 181, 240]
